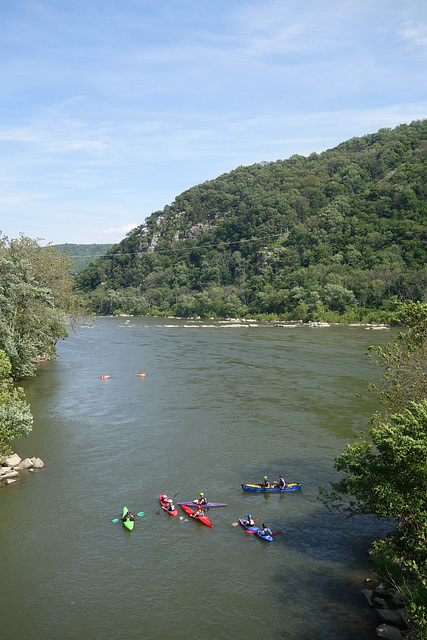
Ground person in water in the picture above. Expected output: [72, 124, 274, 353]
[244, 514, 255, 526]
[257, 523, 272, 538]
[195, 492, 208, 505]
[262, 476, 271, 488]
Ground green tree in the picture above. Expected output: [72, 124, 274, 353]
[0, 350, 33, 457]
[367, 301, 427, 413]
[319, 400, 427, 560]
[320, 301, 427, 637]
[0, 236, 70, 378]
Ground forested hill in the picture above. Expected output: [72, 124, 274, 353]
[75, 120, 427, 322]
[56, 243, 113, 272]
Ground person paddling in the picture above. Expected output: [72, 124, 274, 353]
[166, 499, 176, 512]
[122, 511, 134, 522]
[257, 523, 272, 538]
[262, 476, 271, 488]
[244, 514, 255, 526]
[195, 492, 208, 505]
[193, 505, 205, 518]
[274, 474, 286, 488]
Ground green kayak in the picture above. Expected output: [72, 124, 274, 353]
[122, 507, 135, 531]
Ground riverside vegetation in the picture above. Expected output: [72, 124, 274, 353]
[0, 234, 80, 456]
[320, 301, 427, 638]
[0, 120, 426, 637]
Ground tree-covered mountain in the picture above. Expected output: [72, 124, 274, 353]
[75, 120, 427, 322]
[56, 244, 113, 272]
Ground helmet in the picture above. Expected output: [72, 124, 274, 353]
[264, 476, 268, 479]
[200, 492, 204, 496]
[248, 515, 252, 519]
[163, 494, 168, 499]
[262, 523, 267, 528]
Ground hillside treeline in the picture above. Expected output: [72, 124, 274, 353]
[75, 120, 427, 321]
[56, 243, 113, 273]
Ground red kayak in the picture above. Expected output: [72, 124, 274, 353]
[159, 494, 178, 516]
[180, 504, 213, 528]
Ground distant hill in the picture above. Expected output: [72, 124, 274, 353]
[75, 120, 427, 322]
[56, 243, 114, 272]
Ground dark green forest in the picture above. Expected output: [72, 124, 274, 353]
[56, 243, 113, 273]
[75, 120, 427, 322]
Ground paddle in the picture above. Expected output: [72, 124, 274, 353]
[112, 512, 144, 523]
[232, 518, 258, 526]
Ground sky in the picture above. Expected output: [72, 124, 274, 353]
[0, 0, 426, 245]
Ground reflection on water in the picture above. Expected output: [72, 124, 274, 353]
[0, 318, 394, 639]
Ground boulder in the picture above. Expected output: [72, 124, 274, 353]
[5, 453, 21, 467]
[1, 470, 19, 480]
[15, 458, 33, 470]
[376, 624, 404, 639]
[375, 583, 394, 599]
[372, 596, 389, 608]
[0, 466, 13, 476]
[361, 589, 373, 606]
[31, 457, 44, 468]
[5, 478, 17, 485]
[376, 609, 406, 626]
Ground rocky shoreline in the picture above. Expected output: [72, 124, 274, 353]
[362, 575, 413, 639]
[0, 453, 44, 485]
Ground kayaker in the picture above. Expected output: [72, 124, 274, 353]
[195, 492, 208, 505]
[123, 511, 134, 522]
[262, 476, 271, 488]
[257, 523, 272, 538]
[193, 505, 205, 517]
[244, 514, 255, 526]
[166, 499, 176, 512]
[274, 475, 286, 488]
[160, 494, 169, 505]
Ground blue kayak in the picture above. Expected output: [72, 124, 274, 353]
[238, 518, 273, 541]
[242, 482, 302, 492]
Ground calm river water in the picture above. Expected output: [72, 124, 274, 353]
[0, 318, 395, 640]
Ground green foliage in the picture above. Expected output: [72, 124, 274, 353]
[367, 301, 427, 413]
[320, 301, 427, 636]
[75, 120, 427, 319]
[320, 401, 427, 559]
[55, 243, 114, 272]
[0, 349, 32, 457]
[0, 234, 71, 378]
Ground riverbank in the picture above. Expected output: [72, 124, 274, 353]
[0, 453, 44, 486]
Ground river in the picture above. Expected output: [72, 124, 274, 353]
[0, 318, 394, 640]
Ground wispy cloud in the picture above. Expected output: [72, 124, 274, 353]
[402, 22, 427, 48]
[0, 0, 425, 244]
[98, 223, 138, 239]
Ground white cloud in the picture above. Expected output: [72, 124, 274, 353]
[402, 23, 427, 47]
[98, 223, 138, 239]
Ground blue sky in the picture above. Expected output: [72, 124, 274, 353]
[1, 0, 426, 245]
